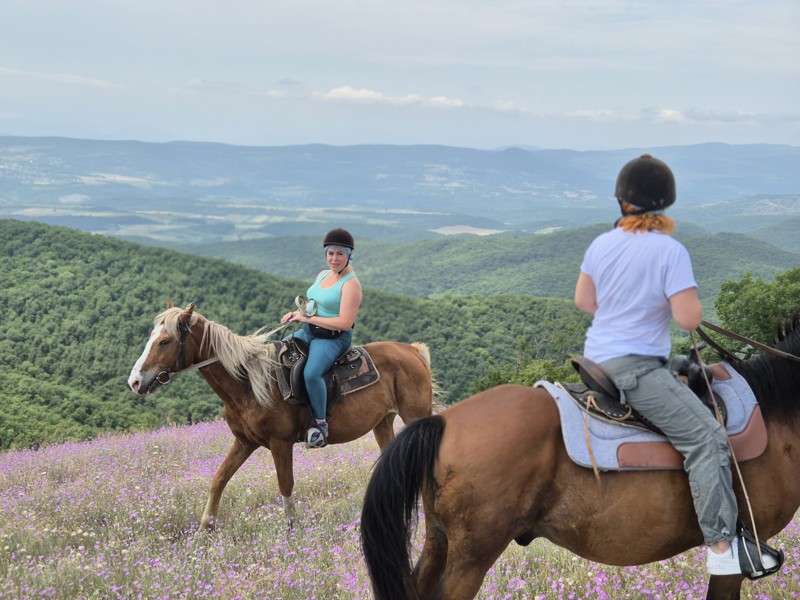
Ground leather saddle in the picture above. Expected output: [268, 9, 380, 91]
[272, 338, 380, 411]
[564, 352, 727, 435]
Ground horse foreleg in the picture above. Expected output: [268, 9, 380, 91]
[200, 438, 256, 531]
[372, 413, 397, 451]
[705, 574, 743, 600]
[270, 441, 296, 530]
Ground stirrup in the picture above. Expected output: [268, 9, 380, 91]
[305, 425, 327, 449]
[738, 524, 783, 580]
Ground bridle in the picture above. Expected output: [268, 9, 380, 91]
[154, 319, 219, 387]
[150, 295, 316, 388]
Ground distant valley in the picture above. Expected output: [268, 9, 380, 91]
[1, 136, 799, 250]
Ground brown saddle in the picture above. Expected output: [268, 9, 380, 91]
[272, 338, 380, 410]
[565, 354, 727, 435]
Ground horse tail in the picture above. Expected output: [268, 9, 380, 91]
[360, 414, 445, 600]
[410, 342, 444, 403]
[410, 341, 431, 367]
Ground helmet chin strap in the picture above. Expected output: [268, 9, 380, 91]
[615, 198, 665, 225]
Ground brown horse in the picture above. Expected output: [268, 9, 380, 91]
[128, 303, 434, 530]
[360, 310, 800, 600]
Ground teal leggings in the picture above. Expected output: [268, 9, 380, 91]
[291, 324, 352, 422]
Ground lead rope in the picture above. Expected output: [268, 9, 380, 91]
[690, 331, 764, 564]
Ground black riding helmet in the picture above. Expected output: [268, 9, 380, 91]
[615, 154, 676, 215]
[322, 228, 354, 250]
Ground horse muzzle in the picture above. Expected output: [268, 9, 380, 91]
[129, 370, 172, 396]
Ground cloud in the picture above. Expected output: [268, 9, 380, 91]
[645, 108, 761, 124]
[320, 86, 386, 102]
[313, 86, 464, 108]
[0, 67, 124, 90]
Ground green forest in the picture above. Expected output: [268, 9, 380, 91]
[0, 219, 590, 450]
[2, 218, 798, 451]
[179, 224, 800, 309]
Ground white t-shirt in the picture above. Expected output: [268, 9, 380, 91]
[580, 227, 697, 363]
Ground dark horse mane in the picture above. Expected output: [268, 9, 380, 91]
[728, 306, 800, 421]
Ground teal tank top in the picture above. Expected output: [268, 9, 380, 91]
[306, 270, 355, 318]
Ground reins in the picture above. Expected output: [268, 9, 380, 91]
[697, 319, 800, 364]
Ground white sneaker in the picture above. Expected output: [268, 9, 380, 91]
[707, 538, 741, 575]
[706, 537, 779, 576]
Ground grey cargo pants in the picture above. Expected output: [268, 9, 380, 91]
[601, 355, 738, 545]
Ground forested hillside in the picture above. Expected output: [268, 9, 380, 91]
[182, 224, 800, 308]
[0, 219, 589, 450]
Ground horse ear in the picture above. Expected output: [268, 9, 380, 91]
[167, 300, 175, 309]
[185, 302, 196, 314]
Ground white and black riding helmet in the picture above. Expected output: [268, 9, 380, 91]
[615, 154, 676, 215]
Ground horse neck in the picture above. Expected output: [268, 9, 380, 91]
[734, 345, 800, 427]
[198, 319, 280, 408]
[189, 319, 213, 362]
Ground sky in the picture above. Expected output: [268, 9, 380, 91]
[1, 0, 799, 151]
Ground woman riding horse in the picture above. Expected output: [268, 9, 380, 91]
[281, 228, 362, 449]
[575, 154, 778, 575]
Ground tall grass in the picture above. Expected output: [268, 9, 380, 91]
[1, 420, 798, 599]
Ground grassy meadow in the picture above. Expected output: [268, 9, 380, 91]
[1, 420, 799, 600]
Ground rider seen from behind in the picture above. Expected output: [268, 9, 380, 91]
[281, 228, 363, 448]
[573, 154, 779, 577]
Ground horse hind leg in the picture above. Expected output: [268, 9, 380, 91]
[414, 515, 448, 599]
[434, 553, 498, 600]
[705, 574, 743, 600]
[200, 438, 256, 531]
[372, 412, 397, 451]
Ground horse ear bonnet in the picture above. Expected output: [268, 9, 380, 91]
[323, 228, 355, 250]
[615, 154, 676, 213]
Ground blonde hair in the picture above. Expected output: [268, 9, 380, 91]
[617, 201, 676, 234]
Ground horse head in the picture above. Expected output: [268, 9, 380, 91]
[128, 302, 203, 395]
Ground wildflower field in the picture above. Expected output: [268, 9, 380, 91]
[1, 420, 798, 599]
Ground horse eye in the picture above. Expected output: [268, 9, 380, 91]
[159, 339, 171, 347]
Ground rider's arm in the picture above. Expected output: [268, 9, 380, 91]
[574, 272, 598, 315]
[669, 287, 702, 331]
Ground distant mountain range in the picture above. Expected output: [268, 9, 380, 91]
[1, 136, 798, 245]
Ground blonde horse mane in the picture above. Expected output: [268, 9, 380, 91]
[155, 307, 280, 407]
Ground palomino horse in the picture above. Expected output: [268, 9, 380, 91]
[360, 309, 800, 600]
[128, 303, 434, 530]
